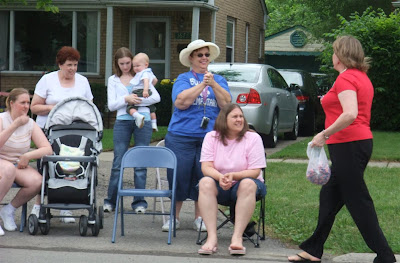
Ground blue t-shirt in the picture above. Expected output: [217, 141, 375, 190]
[168, 71, 231, 137]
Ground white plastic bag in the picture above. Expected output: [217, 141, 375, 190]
[306, 142, 331, 185]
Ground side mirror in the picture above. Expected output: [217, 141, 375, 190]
[289, 83, 300, 91]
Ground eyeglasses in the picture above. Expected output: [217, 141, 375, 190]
[196, 53, 210, 58]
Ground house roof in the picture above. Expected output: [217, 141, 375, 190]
[264, 25, 324, 56]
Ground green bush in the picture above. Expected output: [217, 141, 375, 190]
[319, 8, 400, 131]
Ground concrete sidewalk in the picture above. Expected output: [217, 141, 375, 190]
[1, 138, 399, 263]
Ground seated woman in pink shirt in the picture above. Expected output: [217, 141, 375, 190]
[0, 88, 52, 236]
[198, 103, 266, 255]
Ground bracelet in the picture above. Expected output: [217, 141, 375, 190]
[322, 130, 330, 140]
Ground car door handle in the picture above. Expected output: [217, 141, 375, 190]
[276, 92, 281, 96]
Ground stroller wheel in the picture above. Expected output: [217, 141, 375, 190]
[28, 214, 39, 235]
[79, 215, 88, 236]
[91, 213, 100, 236]
[39, 213, 51, 235]
[98, 206, 104, 229]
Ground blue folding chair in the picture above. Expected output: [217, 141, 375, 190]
[111, 146, 177, 244]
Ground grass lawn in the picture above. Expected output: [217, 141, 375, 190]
[264, 162, 400, 255]
[270, 131, 400, 161]
[101, 127, 400, 255]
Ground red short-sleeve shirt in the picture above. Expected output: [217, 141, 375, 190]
[321, 69, 373, 144]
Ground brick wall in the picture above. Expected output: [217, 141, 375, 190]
[214, 0, 265, 64]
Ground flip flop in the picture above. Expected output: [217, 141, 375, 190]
[198, 246, 218, 255]
[229, 246, 246, 255]
[288, 254, 321, 262]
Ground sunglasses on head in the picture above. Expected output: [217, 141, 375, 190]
[196, 53, 210, 58]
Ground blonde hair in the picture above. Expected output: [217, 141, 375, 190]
[6, 88, 29, 111]
[134, 52, 150, 64]
[332, 35, 370, 72]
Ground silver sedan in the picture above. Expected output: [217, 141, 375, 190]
[208, 63, 299, 147]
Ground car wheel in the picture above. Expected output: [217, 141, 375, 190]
[285, 111, 299, 140]
[263, 111, 278, 148]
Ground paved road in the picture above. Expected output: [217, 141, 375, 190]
[1, 137, 398, 263]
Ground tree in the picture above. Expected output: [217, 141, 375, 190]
[319, 8, 400, 131]
[1, 0, 58, 12]
[265, 0, 392, 38]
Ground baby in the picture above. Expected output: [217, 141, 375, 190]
[126, 53, 158, 131]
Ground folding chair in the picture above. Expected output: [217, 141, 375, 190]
[152, 140, 169, 225]
[196, 167, 266, 248]
[111, 146, 178, 245]
[0, 183, 28, 232]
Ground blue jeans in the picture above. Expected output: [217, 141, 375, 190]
[104, 119, 152, 209]
[165, 132, 204, 201]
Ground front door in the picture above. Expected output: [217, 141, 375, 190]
[131, 17, 170, 79]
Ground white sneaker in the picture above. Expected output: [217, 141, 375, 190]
[0, 206, 17, 231]
[193, 216, 207, 232]
[135, 114, 145, 129]
[0, 225, 4, 236]
[59, 210, 76, 223]
[30, 205, 40, 217]
[103, 203, 114, 213]
[162, 218, 180, 232]
[135, 206, 146, 214]
[152, 122, 158, 132]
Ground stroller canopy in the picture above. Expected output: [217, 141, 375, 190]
[45, 96, 103, 132]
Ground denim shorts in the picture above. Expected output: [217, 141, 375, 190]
[198, 177, 267, 206]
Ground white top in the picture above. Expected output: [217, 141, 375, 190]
[34, 71, 94, 128]
[107, 74, 160, 118]
[0, 111, 34, 163]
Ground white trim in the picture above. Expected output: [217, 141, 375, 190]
[211, 10, 216, 43]
[9, 11, 14, 71]
[105, 6, 113, 85]
[72, 11, 77, 48]
[227, 18, 235, 63]
[191, 7, 200, 41]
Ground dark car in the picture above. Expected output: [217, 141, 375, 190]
[208, 63, 299, 148]
[278, 69, 323, 136]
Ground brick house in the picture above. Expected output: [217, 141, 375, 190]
[0, 0, 268, 92]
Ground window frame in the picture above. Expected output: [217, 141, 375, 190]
[226, 17, 235, 63]
[1, 9, 101, 75]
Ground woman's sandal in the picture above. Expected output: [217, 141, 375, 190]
[288, 254, 321, 262]
[229, 246, 246, 255]
[198, 246, 218, 255]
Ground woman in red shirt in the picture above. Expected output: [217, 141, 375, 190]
[288, 36, 396, 263]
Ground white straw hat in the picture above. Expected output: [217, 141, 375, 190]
[179, 39, 220, 67]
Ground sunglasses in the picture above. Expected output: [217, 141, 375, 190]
[196, 53, 210, 58]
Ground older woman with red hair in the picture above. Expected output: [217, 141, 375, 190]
[30, 46, 94, 223]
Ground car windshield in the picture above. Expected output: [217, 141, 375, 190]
[279, 71, 303, 86]
[208, 65, 259, 83]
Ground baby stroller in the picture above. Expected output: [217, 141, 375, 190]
[28, 97, 104, 236]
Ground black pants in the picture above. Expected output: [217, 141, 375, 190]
[300, 139, 395, 262]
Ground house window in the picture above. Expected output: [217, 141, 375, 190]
[226, 18, 235, 63]
[0, 10, 99, 73]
